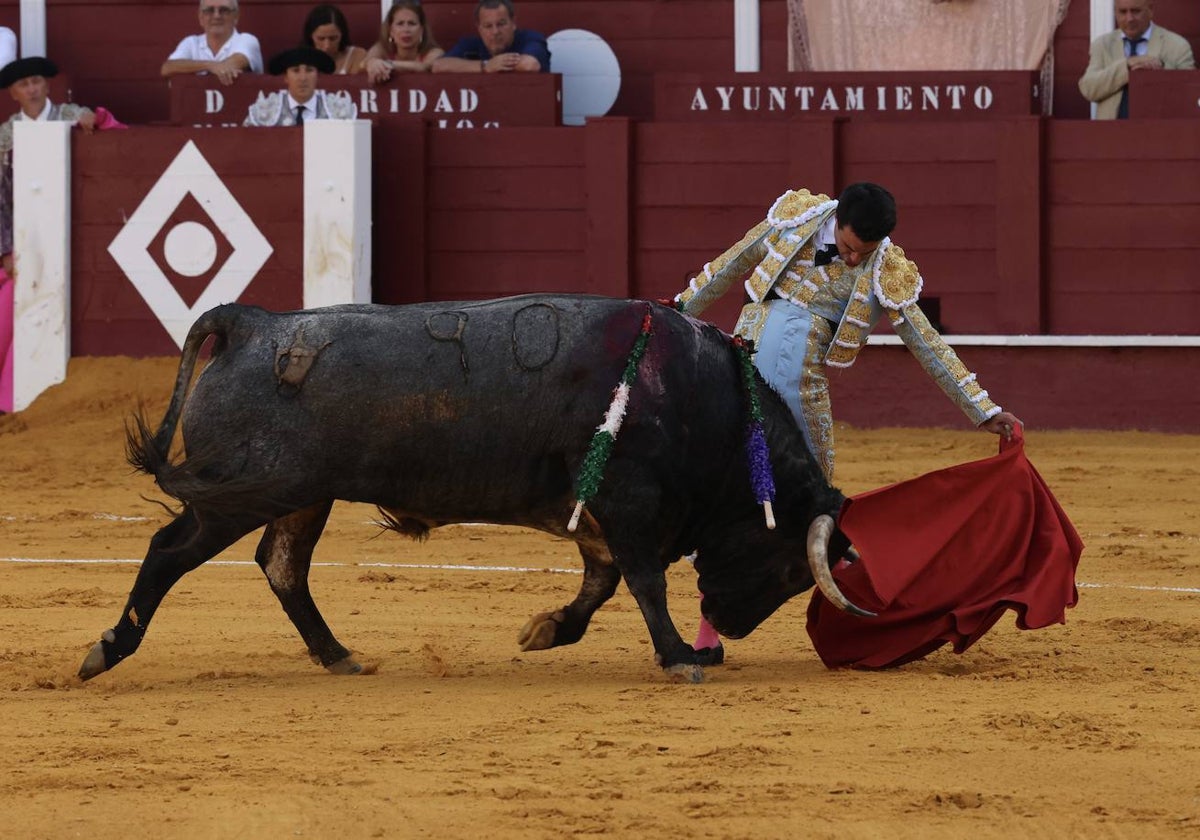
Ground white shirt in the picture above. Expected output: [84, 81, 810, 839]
[0, 27, 17, 68]
[817, 216, 838, 253]
[286, 93, 316, 113]
[168, 29, 264, 73]
[19, 98, 53, 122]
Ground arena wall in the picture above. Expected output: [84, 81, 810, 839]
[3, 1, 1198, 430]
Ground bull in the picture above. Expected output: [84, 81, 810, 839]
[78, 295, 865, 683]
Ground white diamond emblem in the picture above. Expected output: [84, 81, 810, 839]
[108, 140, 273, 349]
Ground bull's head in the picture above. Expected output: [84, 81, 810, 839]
[695, 514, 872, 639]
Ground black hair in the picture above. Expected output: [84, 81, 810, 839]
[303, 4, 353, 49]
[475, 0, 515, 21]
[835, 182, 897, 243]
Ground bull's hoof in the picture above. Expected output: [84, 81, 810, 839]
[693, 644, 725, 666]
[517, 610, 563, 651]
[77, 629, 117, 681]
[663, 663, 706, 684]
[325, 656, 363, 675]
[78, 641, 108, 681]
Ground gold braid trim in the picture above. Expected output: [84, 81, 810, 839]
[745, 208, 833, 302]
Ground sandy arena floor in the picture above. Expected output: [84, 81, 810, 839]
[1, 357, 1198, 839]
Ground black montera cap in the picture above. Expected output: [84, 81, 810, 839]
[0, 57, 59, 88]
[268, 47, 335, 76]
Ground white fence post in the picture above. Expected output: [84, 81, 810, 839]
[12, 120, 70, 411]
[303, 119, 373, 307]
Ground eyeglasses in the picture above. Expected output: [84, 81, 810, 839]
[200, 5, 236, 15]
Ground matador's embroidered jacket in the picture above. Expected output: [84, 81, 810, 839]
[243, 89, 358, 127]
[674, 188, 1001, 426]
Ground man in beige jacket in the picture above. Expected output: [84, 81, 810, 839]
[1079, 0, 1194, 119]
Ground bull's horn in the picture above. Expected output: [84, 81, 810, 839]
[807, 515, 876, 618]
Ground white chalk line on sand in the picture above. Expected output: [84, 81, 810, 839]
[1, 557, 1198, 594]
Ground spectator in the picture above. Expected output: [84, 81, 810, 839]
[1079, 0, 1194, 120]
[433, 0, 548, 74]
[303, 4, 367, 75]
[673, 183, 1022, 660]
[162, 0, 264, 85]
[244, 47, 358, 126]
[363, 1, 444, 83]
[0, 27, 16, 68]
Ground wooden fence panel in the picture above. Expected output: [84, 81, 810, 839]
[1045, 120, 1200, 333]
[71, 128, 303, 355]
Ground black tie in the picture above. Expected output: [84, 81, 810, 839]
[295, 104, 306, 125]
[814, 243, 838, 267]
[1118, 37, 1145, 119]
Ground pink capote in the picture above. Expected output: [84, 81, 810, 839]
[92, 107, 126, 131]
[806, 427, 1083, 669]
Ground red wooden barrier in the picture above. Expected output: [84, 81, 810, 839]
[371, 117, 632, 306]
[38, 114, 1200, 431]
[1044, 120, 1200, 334]
[61, 116, 1200, 349]
[829, 343, 1200, 434]
[71, 127, 304, 355]
[1130, 70, 1200, 118]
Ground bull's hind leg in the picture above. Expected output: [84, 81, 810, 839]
[518, 539, 620, 652]
[253, 501, 361, 675]
[79, 506, 264, 680]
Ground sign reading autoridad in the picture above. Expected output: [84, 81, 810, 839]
[168, 73, 563, 128]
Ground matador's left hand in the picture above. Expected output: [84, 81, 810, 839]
[981, 411, 1023, 440]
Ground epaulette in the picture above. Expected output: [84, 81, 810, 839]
[246, 91, 284, 126]
[324, 90, 357, 120]
[57, 103, 92, 123]
[765, 189, 836, 230]
[872, 242, 923, 310]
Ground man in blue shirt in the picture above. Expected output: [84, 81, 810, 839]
[434, 0, 549, 73]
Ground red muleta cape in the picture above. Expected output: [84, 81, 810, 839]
[806, 428, 1083, 669]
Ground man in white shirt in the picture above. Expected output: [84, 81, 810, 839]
[161, 0, 264, 85]
[244, 47, 357, 126]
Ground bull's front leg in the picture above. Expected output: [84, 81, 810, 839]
[518, 537, 619, 652]
[618, 556, 706, 683]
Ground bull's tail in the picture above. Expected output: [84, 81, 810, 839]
[125, 305, 241, 498]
